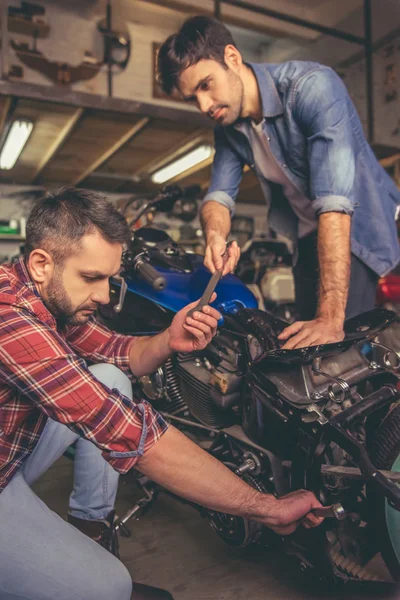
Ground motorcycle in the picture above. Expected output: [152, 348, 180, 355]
[99, 185, 400, 585]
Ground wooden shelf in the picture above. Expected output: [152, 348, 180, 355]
[0, 235, 25, 241]
[8, 16, 50, 38]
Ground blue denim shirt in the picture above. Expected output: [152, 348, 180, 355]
[203, 61, 400, 277]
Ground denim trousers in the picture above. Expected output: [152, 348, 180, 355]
[0, 363, 131, 600]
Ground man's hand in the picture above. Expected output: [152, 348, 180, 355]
[204, 234, 240, 276]
[262, 490, 324, 535]
[137, 426, 324, 537]
[167, 292, 221, 353]
[278, 317, 344, 350]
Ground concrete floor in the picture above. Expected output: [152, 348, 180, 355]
[33, 456, 400, 600]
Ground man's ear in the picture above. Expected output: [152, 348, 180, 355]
[28, 249, 54, 285]
[224, 44, 243, 71]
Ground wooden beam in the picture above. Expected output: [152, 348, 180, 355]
[380, 153, 400, 168]
[0, 80, 211, 127]
[32, 107, 84, 182]
[71, 117, 151, 186]
[0, 96, 11, 134]
[139, 0, 317, 41]
[168, 154, 214, 184]
[135, 129, 211, 179]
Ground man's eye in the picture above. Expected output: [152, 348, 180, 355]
[84, 276, 98, 282]
[201, 81, 210, 91]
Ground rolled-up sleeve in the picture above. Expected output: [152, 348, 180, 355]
[0, 307, 168, 473]
[293, 67, 356, 217]
[201, 126, 244, 217]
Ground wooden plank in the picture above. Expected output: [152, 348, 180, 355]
[139, 0, 319, 41]
[168, 154, 214, 184]
[0, 80, 211, 127]
[41, 112, 150, 185]
[103, 119, 202, 179]
[71, 117, 150, 186]
[0, 96, 11, 134]
[133, 129, 212, 180]
[0, 99, 80, 183]
[33, 107, 84, 182]
[380, 153, 400, 168]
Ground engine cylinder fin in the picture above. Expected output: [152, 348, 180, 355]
[164, 358, 187, 413]
[176, 360, 237, 428]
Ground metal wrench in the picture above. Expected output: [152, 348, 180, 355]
[186, 242, 232, 319]
[311, 502, 346, 520]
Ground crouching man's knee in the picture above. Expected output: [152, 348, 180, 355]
[89, 363, 133, 400]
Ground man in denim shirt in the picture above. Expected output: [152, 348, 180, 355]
[158, 16, 400, 349]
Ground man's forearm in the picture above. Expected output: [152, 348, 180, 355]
[136, 425, 279, 524]
[200, 201, 232, 243]
[129, 329, 172, 377]
[317, 212, 351, 326]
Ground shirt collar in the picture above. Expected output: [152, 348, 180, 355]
[248, 63, 283, 118]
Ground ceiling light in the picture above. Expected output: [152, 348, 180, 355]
[151, 144, 213, 184]
[0, 120, 34, 170]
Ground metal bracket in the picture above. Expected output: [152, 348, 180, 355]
[305, 403, 329, 425]
[113, 275, 127, 313]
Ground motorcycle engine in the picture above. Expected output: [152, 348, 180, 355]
[175, 329, 246, 428]
[173, 309, 283, 428]
[139, 308, 283, 429]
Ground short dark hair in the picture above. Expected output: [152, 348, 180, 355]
[25, 188, 130, 264]
[157, 16, 237, 96]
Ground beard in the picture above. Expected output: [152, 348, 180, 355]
[44, 268, 96, 327]
[213, 69, 244, 126]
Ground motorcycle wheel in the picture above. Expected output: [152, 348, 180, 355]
[368, 402, 400, 580]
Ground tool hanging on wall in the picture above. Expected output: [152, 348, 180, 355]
[7, 0, 130, 89]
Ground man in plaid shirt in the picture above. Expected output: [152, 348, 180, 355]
[0, 189, 322, 600]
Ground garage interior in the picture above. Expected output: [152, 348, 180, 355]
[1, 0, 400, 599]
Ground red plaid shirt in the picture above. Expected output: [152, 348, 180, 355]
[0, 258, 168, 492]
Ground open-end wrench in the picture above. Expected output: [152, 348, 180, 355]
[312, 502, 346, 520]
[186, 242, 232, 319]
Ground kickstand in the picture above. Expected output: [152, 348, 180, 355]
[114, 477, 157, 538]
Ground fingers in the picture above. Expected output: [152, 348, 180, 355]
[278, 321, 305, 341]
[222, 241, 241, 276]
[204, 245, 216, 274]
[281, 331, 313, 350]
[204, 240, 240, 275]
[302, 512, 324, 528]
[185, 314, 216, 339]
[182, 323, 208, 344]
[211, 241, 227, 272]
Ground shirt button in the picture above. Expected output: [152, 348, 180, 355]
[282, 163, 287, 168]
[267, 136, 271, 141]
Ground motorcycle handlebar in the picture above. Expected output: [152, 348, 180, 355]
[135, 258, 166, 292]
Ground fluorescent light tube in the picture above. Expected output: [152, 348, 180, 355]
[0, 120, 34, 170]
[151, 144, 213, 184]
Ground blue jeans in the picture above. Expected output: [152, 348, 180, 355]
[0, 364, 132, 600]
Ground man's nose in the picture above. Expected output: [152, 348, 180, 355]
[198, 95, 213, 114]
[91, 283, 110, 306]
